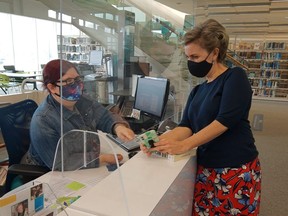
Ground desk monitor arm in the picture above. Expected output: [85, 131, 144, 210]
[157, 118, 178, 134]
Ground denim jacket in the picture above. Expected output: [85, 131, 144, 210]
[28, 94, 128, 170]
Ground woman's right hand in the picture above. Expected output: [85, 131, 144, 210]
[140, 144, 152, 156]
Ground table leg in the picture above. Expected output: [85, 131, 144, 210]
[33, 82, 38, 90]
[0, 87, 7, 94]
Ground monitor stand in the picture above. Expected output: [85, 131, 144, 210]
[124, 115, 159, 134]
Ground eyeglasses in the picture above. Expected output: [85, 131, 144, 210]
[55, 76, 83, 87]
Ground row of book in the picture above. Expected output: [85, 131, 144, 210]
[57, 36, 100, 45]
[248, 71, 283, 79]
[253, 89, 288, 98]
[57, 44, 102, 53]
[237, 52, 288, 60]
[58, 53, 90, 62]
[262, 62, 288, 70]
[236, 42, 286, 50]
[264, 42, 286, 50]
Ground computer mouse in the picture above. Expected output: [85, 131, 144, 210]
[128, 151, 139, 159]
[106, 163, 123, 171]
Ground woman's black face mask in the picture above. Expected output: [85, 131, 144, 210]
[187, 52, 213, 78]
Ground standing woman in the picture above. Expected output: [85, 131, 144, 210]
[142, 19, 261, 215]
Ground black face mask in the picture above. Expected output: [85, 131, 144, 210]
[187, 53, 213, 78]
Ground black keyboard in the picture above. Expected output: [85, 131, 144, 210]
[121, 106, 132, 117]
[106, 133, 140, 152]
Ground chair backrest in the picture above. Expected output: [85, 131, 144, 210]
[0, 99, 38, 166]
[0, 74, 10, 84]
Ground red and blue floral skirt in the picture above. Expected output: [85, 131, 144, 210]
[192, 157, 261, 216]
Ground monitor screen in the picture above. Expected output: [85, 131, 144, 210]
[89, 50, 103, 66]
[134, 76, 170, 121]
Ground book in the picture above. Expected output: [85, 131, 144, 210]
[167, 148, 197, 162]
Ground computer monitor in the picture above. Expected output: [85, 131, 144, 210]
[133, 76, 170, 122]
[89, 50, 103, 66]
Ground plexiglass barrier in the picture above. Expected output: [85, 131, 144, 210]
[0, 130, 130, 215]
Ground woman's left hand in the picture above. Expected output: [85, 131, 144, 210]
[152, 138, 188, 155]
[114, 124, 135, 142]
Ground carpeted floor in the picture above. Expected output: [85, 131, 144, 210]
[254, 132, 288, 216]
[250, 100, 288, 216]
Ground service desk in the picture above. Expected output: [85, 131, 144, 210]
[57, 152, 196, 216]
[1, 134, 196, 216]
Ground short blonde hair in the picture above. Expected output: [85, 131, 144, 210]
[183, 19, 229, 62]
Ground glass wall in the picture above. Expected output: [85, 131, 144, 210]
[0, 13, 58, 73]
[0, 0, 196, 118]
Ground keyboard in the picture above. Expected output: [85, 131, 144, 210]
[121, 106, 133, 117]
[106, 133, 140, 152]
[120, 101, 134, 117]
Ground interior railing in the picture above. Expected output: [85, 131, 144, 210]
[226, 49, 250, 71]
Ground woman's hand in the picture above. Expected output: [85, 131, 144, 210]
[114, 124, 135, 142]
[140, 143, 152, 157]
[100, 154, 123, 164]
[140, 138, 188, 156]
[151, 138, 188, 155]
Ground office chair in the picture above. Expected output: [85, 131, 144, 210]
[0, 99, 49, 195]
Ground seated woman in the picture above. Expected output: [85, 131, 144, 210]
[22, 59, 135, 170]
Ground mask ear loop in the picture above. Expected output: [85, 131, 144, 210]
[204, 49, 214, 62]
[215, 47, 221, 63]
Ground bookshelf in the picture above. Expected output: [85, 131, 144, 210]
[233, 41, 288, 100]
[57, 36, 104, 63]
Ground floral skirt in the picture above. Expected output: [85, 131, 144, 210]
[192, 157, 261, 216]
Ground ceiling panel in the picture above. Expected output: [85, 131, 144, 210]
[230, 0, 269, 3]
[188, 0, 288, 37]
[154, 0, 194, 14]
[206, 7, 237, 13]
[153, 0, 287, 37]
[235, 5, 269, 12]
[29, 0, 288, 38]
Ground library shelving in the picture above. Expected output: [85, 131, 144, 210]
[232, 41, 288, 100]
[57, 36, 103, 63]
